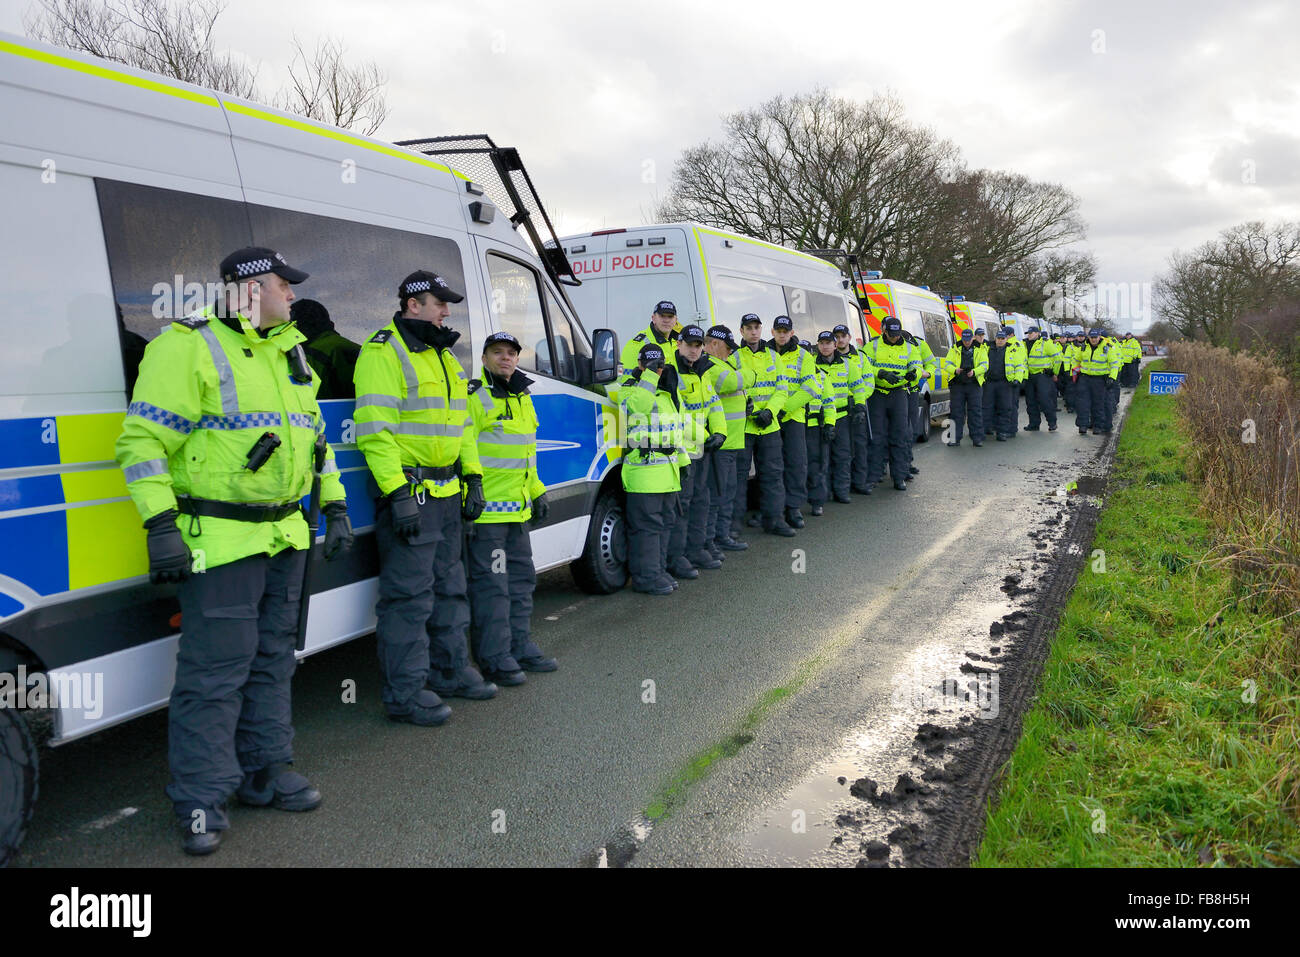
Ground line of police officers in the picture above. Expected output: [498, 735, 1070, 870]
[117, 249, 555, 855]
[614, 302, 931, 595]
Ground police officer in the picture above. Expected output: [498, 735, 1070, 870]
[1072, 327, 1119, 435]
[735, 313, 794, 537]
[1106, 331, 1124, 416]
[816, 331, 854, 503]
[116, 246, 354, 855]
[863, 316, 916, 490]
[901, 327, 936, 477]
[464, 331, 557, 686]
[1004, 326, 1028, 436]
[982, 327, 1019, 441]
[290, 298, 361, 399]
[941, 328, 986, 446]
[770, 314, 819, 528]
[832, 324, 873, 494]
[1120, 332, 1142, 389]
[1023, 326, 1061, 432]
[701, 325, 750, 555]
[666, 325, 727, 579]
[619, 342, 684, 595]
[620, 300, 680, 375]
[805, 331, 841, 514]
[354, 270, 496, 729]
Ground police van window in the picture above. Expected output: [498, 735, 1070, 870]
[783, 286, 846, 343]
[543, 287, 589, 382]
[246, 205, 471, 366]
[843, 297, 868, 344]
[921, 311, 952, 354]
[486, 254, 550, 375]
[596, 272, 696, 347]
[712, 274, 786, 330]
[95, 179, 254, 344]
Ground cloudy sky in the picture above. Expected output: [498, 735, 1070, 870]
[4, 0, 1299, 328]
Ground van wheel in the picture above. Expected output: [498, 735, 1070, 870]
[570, 489, 628, 594]
[916, 399, 931, 442]
[0, 707, 38, 866]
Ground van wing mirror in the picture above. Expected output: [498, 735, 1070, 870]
[591, 329, 619, 383]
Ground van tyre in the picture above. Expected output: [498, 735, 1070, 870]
[0, 707, 38, 866]
[916, 398, 931, 443]
[570, 489, 628, 594]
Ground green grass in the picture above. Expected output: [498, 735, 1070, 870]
[976, 364, 1300, 867]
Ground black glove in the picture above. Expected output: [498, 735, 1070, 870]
[532, 492, 550, 523]
[745, 397, 755, 417]
[144, 509, 191, 584]
[388, 484, 421, 541]
[824, 424, 836, 442]
[878, 370, 900, 385]
[851, 404, 867, 424]
[322, 502, 353, 561]
[702, 432, 726, 454]
[462, 474, 486, 522]
[905, 369, 918, 384]
[753, 408, 774, 429]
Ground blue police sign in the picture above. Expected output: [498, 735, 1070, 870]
[1148, 371, 1186, 395]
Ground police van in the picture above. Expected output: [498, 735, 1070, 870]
[0, 32, 629, 857]
[856, 274, 955, 436]
[556, 224, 869, 360]
[947, 298, 1004, 340]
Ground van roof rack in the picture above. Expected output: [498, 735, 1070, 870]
[395, 133, 579, 288]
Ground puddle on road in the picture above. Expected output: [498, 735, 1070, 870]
[734, 600, 1015, 867]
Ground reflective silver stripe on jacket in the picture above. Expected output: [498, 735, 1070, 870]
[481, 429, 536, 446]
[122, 458, 167, 483]
[480, 454, 536, 470]
[198, 324, 238, 413]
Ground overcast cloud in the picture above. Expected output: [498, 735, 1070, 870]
[3, 0, 1298, 328]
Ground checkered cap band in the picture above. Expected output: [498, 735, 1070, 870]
[234, 258, 273, 278]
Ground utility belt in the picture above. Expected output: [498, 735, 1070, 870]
[177, 495, 301, 524]
[1082, 372, 1111, 379]
[403, 464, 459, 483]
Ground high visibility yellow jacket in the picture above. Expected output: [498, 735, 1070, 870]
[737, 340, 787, 435]
[702, 352, 752, 451]
[837, 345, 873, 404]
[815, 352, 852, 414]
[862, 336, 920, 393]
[1077, 340, 1120, 378]
[771, 338, 821, 425]
[675, 354, 727, 462]
[1025, 336, 1062, 375]
[115, 306, 345, 570]
[620, 324, 679, 376]
[941, 344, 989, 387]
[908, 335, 938, 390]
[352, 316, 482, 499]
[466, 368, 547, 524]
[619, 367, 683, 493]
[1122, 337, 1143, 362]
[1005, 340, 1029, 383]
[807, 356, 843, 425]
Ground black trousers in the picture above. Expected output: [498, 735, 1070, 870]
[827, 408, 853, 498]
[466, 521, 542, 673]
[949, 378, 983, 441]
[983, 380, 1016, 437]
[736, 429, 784, 527]
[805, 420, 829, 506]
[867, 388, 911, 483]
[626, 490, 676, 589]
[1026, 372, 1057, 428]
[375, 493, 471, 710]
[780, 417, 809, 509]
[668, 458, 713, 562]
[709, 447, 739, 544]
[168, 547, 306, 826]
[1075, 374, 1113, 431]
[850, 404, 871, 488]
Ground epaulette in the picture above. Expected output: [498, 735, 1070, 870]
[172, 315, 210, 331]
[467, 379, 483, 394]
[368, 330, 393, 344]
[632, 332, 647, 342]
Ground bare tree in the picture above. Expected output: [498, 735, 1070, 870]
[25, 0, 260, 97]
[25, 0, 390, 133]
[274, 36, 388, 136]
[1144, 320, 1184, 343]
[1154, 220, 1300, 346]
[659, 89, 1087, 301]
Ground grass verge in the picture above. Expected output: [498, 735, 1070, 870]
[976, 364, 1300, 867]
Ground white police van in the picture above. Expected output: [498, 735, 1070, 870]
[0, 32, 625, 860]
[557, 224, 870, 359]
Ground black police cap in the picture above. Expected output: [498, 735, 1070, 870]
[882, 316, 902, 333]
[817, 330, 835, 342]
[832, 323, 851, 335]
[220, 246, 308, 284]
[639, 343, 666, 364]
[679, 324, 705, 342]
[654, 300, 677, 316]
[740, 313, 762, 326]
[399, 270, 464, 304]
[483, 331, 522, 353]
[773, 315, 793, 331]
[707, 325, 737, 348]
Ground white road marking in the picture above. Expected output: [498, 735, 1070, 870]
[79, 807, 138, 832]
